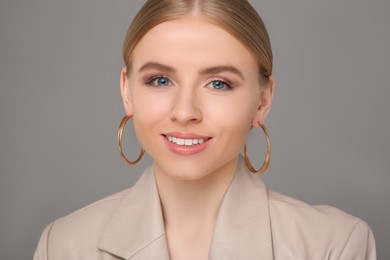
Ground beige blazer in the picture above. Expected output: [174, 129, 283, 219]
[34, 157, 376, 259]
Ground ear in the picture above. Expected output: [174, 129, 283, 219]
[120, 67, 133, 115]
[251, 76, 274, 127]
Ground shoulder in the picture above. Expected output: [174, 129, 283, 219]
[52, 188, 128, 232]
[34, 189, 129, 260]
[268, 189, 357, 224]
[267, 190, 376, 259]
[34, 168, 159, 260]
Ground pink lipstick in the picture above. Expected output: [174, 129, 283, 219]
[162, 132, 212, 155]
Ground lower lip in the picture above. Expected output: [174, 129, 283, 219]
[162, 136, 211, 155]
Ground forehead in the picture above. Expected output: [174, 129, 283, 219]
[132, 17, 258, 73]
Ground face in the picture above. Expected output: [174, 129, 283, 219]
[121, 17, 273, 181]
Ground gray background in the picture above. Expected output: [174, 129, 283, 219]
[1, 0, 389, 259]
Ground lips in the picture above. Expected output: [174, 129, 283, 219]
[162, 133, 212, 155]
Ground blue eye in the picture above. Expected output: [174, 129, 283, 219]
[208, 80, 231, 91]
[147, 76, 171, 87]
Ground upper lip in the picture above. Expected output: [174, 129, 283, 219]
[162, 132, 211, 139]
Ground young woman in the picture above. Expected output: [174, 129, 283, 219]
[34, 0, 376, 259]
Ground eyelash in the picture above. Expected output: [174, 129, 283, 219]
[145, 76, 172, 87]
[206, 79, 233, 91]
[144, 75, 233, 91]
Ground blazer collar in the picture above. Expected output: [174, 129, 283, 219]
[98, 166, 170, 259]
[98, 156, 273, 259]
[209, 156, 274, 259]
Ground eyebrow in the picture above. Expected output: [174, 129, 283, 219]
[138, 62, 244, 80]
[138, 62, 176, 73]
[200, 65, 244, 80]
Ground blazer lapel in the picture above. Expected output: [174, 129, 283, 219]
[98, 166, 170, 260]
[98, 157, 273, 259]
[209, 156, 274, 259]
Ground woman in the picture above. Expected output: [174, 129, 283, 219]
[34, 0, 376, 259]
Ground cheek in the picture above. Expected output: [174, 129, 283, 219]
[131, 88, 173, 122]
[130, 88, 173, 149]
[206, 93, 257, 132]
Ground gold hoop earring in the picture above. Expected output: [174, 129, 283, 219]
[244, 123, 271, 174]
[118, 115, 145, 165]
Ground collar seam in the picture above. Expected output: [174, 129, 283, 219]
[126, 233, 167, 259]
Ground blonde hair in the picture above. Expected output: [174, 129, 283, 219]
[123, 0, 273, 84]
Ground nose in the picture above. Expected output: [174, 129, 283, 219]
[170, 87, 202, 124]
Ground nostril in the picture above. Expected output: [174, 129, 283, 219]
[169, 113, 178, 122]
[169, 96, 202, 123]
[169, 109, 202, 123]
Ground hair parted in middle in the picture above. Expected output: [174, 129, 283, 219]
[123, 0, 273, 85]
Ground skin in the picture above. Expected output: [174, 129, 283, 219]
[120, 17, 274, 260]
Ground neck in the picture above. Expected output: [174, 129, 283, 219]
[154, 158, 238, 234]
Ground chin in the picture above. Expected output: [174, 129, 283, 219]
[152, 154, 238, 183]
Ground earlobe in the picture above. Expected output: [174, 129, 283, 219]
[120, 67, 133, 115]
[251, 77, 274, 127]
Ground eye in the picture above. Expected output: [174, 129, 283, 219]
[207, 80, 232, 91]
[146, 76, 172, 87]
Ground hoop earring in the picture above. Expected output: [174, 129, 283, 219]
[118, 115, 145, 165]
[244, 123, 271, 174]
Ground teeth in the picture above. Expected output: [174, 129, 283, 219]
[177, 138, 185, 145]
[166, 136, 206, 146]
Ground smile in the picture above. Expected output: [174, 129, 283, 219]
[166, 136, 206, 146]
[162, 133, 212, 155]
